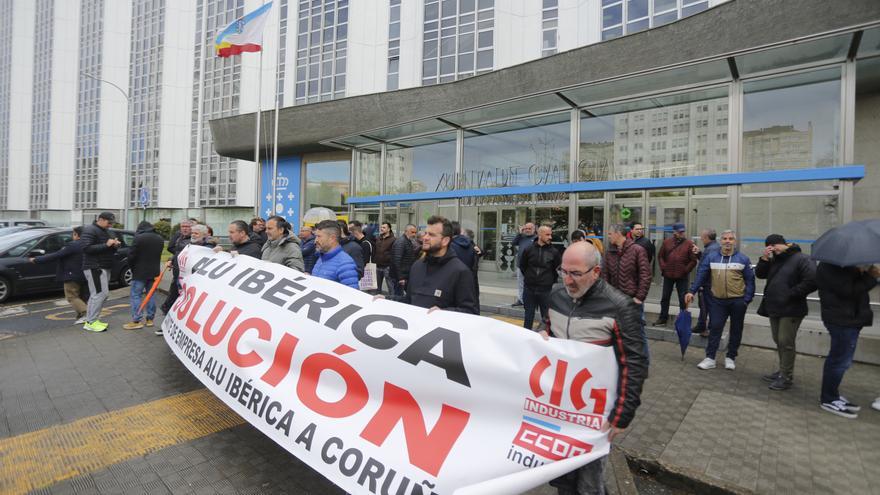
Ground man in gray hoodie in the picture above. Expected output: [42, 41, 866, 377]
[261, 216, 304, 272]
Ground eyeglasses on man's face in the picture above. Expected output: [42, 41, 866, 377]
[558, 268, 593, 279]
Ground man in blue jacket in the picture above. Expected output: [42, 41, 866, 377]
[685, 229, 755, 371]
[31, 226, 88, 324]
[311, 220, 360, 290]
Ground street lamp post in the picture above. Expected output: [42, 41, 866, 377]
[82, 72, 131, 228]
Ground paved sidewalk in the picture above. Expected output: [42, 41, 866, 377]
[0, 291, 878, 494]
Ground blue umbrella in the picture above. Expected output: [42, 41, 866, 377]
[674, 310, 692, 361]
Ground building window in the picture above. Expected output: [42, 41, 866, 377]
[462, 113, 570, 189]
[190, 0, 243, 207]
[742, 68, 841, 171]
[353, 149, 381, 196]
[422, 0, 494, 86]
[601, 0, 708, 41]
[294, 0, 347, 105]
[304, 160, 350, 215]
[387, 0, 400, 90]
[0, 0, 14, 210]
[542, 0, 558, 57]
[580, 88, 729, 181]
[126, 0, 164, 209]
[385, 132, 457, 194]
[30, 0, 54, 210]
[277, 0, 288, 106]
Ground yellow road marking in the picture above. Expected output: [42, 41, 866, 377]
[489, 314, 525, 326]
[43, 303, 129, 321]
[0, 389, 244, 494]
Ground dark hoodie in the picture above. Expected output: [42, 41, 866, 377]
[233, 237, 263, 259]
[129, 221, 165, 280]
[340, 235, 365, 278]
[755, 243, 817, 318]
[450, 235, 478, 273]
[398, 248, 478, 314]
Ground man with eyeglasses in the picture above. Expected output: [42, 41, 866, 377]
[544, 241, 648, 495]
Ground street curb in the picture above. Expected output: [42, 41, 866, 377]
[619, 447, 752, 495]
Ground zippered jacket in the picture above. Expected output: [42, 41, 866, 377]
[689, 249, 755, 303]
[658, 236, 698, 280]
[547, 279, 648, 429]
[755, 244, 816, 318]
[602, 238, 651, 301]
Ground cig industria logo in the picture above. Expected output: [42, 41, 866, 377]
[506, 356, 607, 467]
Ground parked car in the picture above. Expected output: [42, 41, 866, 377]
[0, 226, 33, 237]
[0, 227, 134, 303]
[0, 219, 48, 227]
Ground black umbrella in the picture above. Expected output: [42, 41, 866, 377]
[810, 219, 880, 266]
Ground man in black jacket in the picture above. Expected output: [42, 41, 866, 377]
[817, 261, 880, 418]
[250, 217, 268, 247]
[545, 241, 648, 494]
[31, 226, 88, 324]
[160, 219, 193, 314]
[123, 221, 165, 331]
[214, 220, 262, 258]
[519, 225, 561, 331]
[389, 216, 477, 314]
[755, 234, 817, 391]
[629, 222, 655, 264]
[80, 212, 121, 332]
[391, 224, 418, 295]
[338, 220, 365, 280]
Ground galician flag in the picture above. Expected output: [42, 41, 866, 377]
[215, 2, 273, 57]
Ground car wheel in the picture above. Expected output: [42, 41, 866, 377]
[0, 277, 11, 304]
[120, 266, 132, 287]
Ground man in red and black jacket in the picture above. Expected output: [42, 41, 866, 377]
[655, 222, 698, 326]
[543, 241, 648, 494]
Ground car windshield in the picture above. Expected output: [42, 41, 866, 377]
[0, 231, 47, 255]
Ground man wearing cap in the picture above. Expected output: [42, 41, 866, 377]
[80, 212, 121, 332]
[755, 234, 817, 390]
[654, 223, 698, 326]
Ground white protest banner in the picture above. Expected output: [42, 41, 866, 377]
[163, 245, 619, 495]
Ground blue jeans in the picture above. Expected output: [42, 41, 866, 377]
[523, 287, 551, 331]
[130, 279, 156, 322]
[820, 324, 861, 404]
[705, 297, 747, 360]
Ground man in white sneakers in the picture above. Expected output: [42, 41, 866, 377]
[684, 230, 755, 371]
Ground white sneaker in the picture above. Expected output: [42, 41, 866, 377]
[872, 397, 880, 412]
[725, 357, 736, 370]
[73, 316, 87, 325]
[697, 358, 716, 370]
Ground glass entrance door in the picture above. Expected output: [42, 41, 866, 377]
[646, 189, 688, 297]
[647, 190, 687, 245]
[610, 192, 644, 227]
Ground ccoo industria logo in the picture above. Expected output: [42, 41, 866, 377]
[507, 356, 608, 465]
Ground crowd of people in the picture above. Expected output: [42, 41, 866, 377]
[33, 211, 878, 494]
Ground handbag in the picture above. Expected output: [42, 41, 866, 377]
[359, 262, 378, 291]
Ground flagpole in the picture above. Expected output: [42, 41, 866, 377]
[271, 1, 281, 218]
[253, 25, 263, 218]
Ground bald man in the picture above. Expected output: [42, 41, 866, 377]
[545, 242, 649, 495]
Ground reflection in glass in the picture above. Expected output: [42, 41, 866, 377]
[462, 113, 570, 190]
[385, 133, 457, 194]
[739, 194, 839, 262]
[353, 150, 380, 196]
[305, 160, 350, 214]
[743, 70, 841, 171]
[580, 91, 729, 181]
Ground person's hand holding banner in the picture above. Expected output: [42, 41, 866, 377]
[163, 246, 619, 495]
